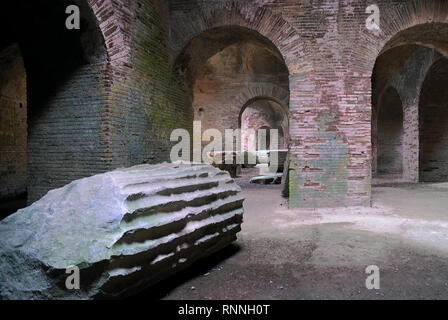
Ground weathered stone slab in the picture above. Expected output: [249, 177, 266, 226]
[250, 173, 283, 185]
[0, 163, 244, 299]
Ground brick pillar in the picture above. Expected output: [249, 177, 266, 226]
[371, 109, 378, 178]
[402, 99, 419, 183]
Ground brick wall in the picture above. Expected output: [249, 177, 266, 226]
[0, 0, 110, 203]
[101, 0, 193, 170]
[168, 0, 448, 208]
[2, 0, 448, 208]
[2, 0, 193, 203]
[0, 44, 27, 200]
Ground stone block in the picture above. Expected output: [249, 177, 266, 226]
[0, 163, 244, 299]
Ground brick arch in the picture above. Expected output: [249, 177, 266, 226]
[169, 1, 307, 74]
[236, 87, 290, 140]
[375, 84, 405, 115]
[374, 85, 405, 178]
[239, 96, 290, 151]
[0, 0, 125, 203]
[234, 84, 289, 113]
[359, 1, 448, 74]
[354, 2, 448, 184]
[419, 55, 448, 182]
[238, 95, 290, 129]
[88, 0, 133, 68]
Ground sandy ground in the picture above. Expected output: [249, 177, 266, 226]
[136, 182, 448, 300]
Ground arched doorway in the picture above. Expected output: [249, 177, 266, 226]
[174, 26, 290, 183]
[175, 26, 289, 147]
[372, 86, 404, 179]
[0, 0, 106, 217]
[371, 23, 448, 184]
[419, 57, 448, 182]
[239, 97, 289, 152]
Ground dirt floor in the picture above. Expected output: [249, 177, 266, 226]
[141, 181, 448, 300]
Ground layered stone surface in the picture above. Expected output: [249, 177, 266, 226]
[0, 163, 244, 299]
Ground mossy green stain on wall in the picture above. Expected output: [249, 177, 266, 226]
[112, 0, 193, 166]
[289, 111, 350, 208]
